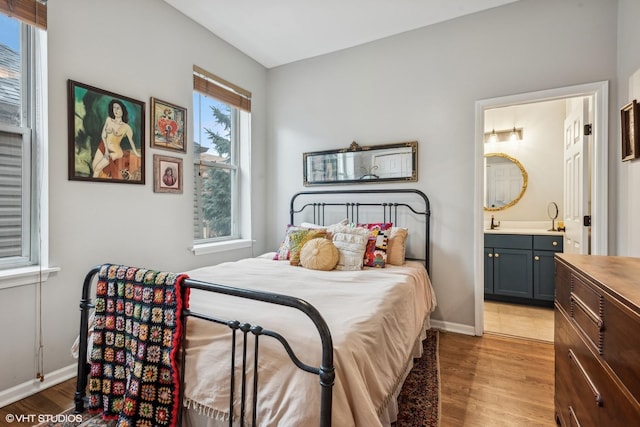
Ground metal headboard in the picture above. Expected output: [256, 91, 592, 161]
[290, 189, 431, 274]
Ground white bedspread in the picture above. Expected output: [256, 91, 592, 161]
[182, 256, 437, 427]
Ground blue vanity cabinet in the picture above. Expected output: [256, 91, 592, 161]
[485, 234, 533, 299]
[533, 235, 564, 301]
[484, 247, 495, 294]
[485, 233, 563, 306]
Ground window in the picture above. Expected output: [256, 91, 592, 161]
[192, 66, 251, 245]
[0, 3, 46, 271]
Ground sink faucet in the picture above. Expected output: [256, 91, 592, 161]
[490, 215, 500, 230]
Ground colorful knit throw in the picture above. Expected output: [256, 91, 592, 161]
[88, 264, 189, 427]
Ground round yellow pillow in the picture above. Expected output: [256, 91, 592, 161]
[299, 238, 339, 271]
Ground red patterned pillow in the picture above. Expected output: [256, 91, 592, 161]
[360, 223, 392, 268]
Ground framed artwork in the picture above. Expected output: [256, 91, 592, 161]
[150, 97, 187, 153]
[621, 100, 639, 162]
[67, 80, 145, 184]
[153, 155, 183, 193]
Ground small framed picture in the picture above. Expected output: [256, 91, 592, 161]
[153, 155, 182, 193]
[621, 100, 639, 162]
[67, 80, 145, 183]
[151, 97, 187, 153]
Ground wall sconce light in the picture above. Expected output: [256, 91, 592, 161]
[484, 127, 523, 143]
[488, 129, 498, 143]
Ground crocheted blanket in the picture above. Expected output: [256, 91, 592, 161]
[88, 264, 189, 427]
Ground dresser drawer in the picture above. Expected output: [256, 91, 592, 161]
[534, 235, 563, 251]
[554, 254, 640, 427]
[563, 307, 640, 426]
[571, 273, 603, 320]
[602, 297, 640, 401]
[570, 291, 604, 355]
[555, 259, 572, 313]
[555, 307, 590, 427]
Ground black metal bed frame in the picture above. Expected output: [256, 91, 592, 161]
[74, 188, 431, 427]
[73, 270, 335, 427]
[290, 189, 431, 273]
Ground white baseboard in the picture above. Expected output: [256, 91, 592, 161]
[0, 364, 76, 408]
[431, 319, 477, 336]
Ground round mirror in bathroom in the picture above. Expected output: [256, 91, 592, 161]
[484, 153, 528, 211]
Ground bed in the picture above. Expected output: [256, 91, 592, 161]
[74, 189, 436, 427]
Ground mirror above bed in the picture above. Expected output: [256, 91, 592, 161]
[303, 141, 417, 186]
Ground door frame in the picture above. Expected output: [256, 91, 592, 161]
[473, 81, 609, 336]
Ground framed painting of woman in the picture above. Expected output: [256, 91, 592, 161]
[153, 155, 182, 193]
[67, 80, 145, 184]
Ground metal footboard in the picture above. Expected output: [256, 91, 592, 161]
[74, 267, 335, 427]
[179, 278, 335, 427]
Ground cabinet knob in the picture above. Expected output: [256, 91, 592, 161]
[494, 253, 500, 258]
[552, 241, 558, 246]
[488, 253, 493, 258]
[534, 256, 540, 261]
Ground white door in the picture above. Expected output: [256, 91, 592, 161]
[372, 152, 411, 178]
[563, 97, 590, 254]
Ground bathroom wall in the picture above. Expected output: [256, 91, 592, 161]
[484, 99, 567, 223]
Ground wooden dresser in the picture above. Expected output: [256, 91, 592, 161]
[554, 254, 640, 426]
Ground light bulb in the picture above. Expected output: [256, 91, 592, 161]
[509, 127, 518, 141]
[489, 129, 498, 143]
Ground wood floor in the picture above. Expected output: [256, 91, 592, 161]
[439, 331, 555, 427]
[484, 300, 555, 342]
[1, 332, 555, 426]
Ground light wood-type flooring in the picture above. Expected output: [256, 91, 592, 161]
[484, 300, 555, 342]
[1, 331, 555, 427]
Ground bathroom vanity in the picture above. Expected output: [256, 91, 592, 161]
[484, 229, 563, 307]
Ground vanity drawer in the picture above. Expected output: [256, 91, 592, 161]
[534, 235, 563, 251]
[484, 234, 532, 249]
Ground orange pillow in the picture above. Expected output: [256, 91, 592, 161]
[387, 227, 408, 265]
[288, 229, 327, 266]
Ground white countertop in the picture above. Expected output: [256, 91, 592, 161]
[484, 228, 564, 236]
[483, 220, 565, 236]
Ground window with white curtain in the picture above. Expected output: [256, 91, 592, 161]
[0, 3, 47, 271]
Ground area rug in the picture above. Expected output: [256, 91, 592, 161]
[393, 328, 440, 427]
[39, 329, 439, 427]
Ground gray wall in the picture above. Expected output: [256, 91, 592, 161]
[0, 0, 269, 395]
[266, 0, 618, 331]
[616, 0, 640, 256]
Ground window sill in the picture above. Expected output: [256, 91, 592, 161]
[191, 239, 253, 256]
[0, 266, 61, 291]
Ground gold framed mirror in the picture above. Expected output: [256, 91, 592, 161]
[303, 141, 417, 186]
[484, 152, 528, 211]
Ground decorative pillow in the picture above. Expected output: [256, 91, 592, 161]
[331, 225, 371, 271]
[300, 218, 349, 239]
[360, 223, 392, 268]
[300, 238, 339, 271]
[387, 227, 408, 266]
[273, 225, 303, 261]
[289, 229, 327, 266]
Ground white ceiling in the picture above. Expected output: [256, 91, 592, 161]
[163, 0, 520, 69]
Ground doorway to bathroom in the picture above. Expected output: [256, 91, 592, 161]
[474, 81, 609, 338]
